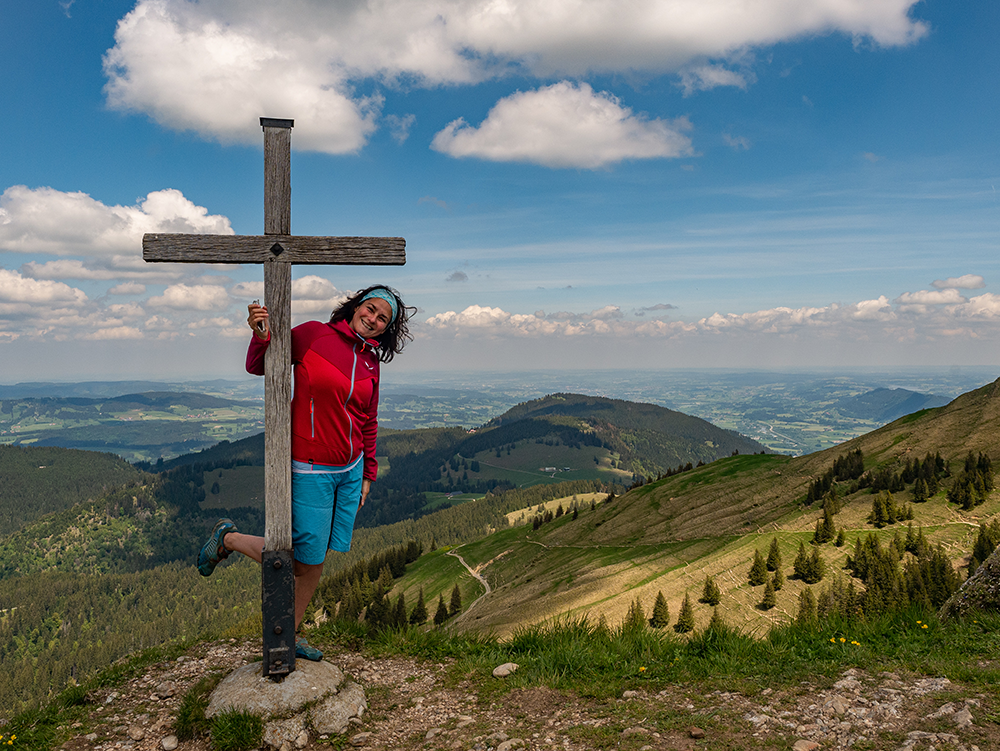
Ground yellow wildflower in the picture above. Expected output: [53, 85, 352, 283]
[830, 637, 836, 643]
[922, 624, 928, 629]
[839, 637, 846, 643]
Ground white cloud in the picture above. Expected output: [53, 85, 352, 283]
[431, 82, 694, 168]
[0, 268, 88, 305]
[147, 283, 230, 310]
[385, 114, 416, 144]
[102, 0, 927, 153]
[0, 186, 232, 257]
[933, 274, 985, 290]
[678, 64, 750, 96]
[895, 289, 967, 307]
[723, 133, 751, 151]
[109, 282, 147, 295]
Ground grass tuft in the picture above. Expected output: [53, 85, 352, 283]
[210, 708, 264, 751]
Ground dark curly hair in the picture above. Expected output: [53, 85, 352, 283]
[330, 285, 414, 363]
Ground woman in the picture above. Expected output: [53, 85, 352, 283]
[197, 284, 412, 660]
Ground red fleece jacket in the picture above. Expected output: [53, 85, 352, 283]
[246, 319, 380, 482]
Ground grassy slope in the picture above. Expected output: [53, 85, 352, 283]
[388, 378, 1000, 638]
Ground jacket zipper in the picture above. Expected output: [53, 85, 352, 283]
[310, 397, 315, 438]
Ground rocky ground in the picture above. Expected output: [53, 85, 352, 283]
[58, 638, 998, 751]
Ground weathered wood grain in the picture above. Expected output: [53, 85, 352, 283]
[263, 262, 292, 552]
[142, 234, 406, 264]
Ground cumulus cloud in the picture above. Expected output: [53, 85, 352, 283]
[0, 268, 88, 305]
[678, 64, 750, 96]
[432, 82, 694, 168]
[147, 283, 230, 310]
[290, 275, 348, 315]
[0, 186, 232, 257]
[933, 274, 985, 290]
[385, 114, 416, 144]
[108, 282, 147, 295]
[723, 133, 751, 151]
[102, 0, 926, 153]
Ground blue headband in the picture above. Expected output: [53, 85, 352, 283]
[360, 288, 398, 323]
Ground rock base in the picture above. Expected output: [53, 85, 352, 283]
[206, 660, 367, 748]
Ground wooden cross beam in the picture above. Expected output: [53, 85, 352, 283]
[143, 117, 405, 677]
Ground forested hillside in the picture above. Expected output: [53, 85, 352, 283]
[0, 445, 145, 533]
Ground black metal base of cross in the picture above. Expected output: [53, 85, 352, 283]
[261, 550, 296, 677]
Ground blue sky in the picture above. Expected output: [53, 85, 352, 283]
[2, 0, 999, 380]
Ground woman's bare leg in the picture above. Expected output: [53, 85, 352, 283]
[294, 561, 326, 630]
[223, 532, 323, 631]
[223, 531, 264, 564]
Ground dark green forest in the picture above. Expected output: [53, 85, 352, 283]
[0, 446, 145, 533]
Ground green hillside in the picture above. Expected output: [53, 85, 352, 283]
[382, 378, 1000, 637]
[0, 445, 145, 533]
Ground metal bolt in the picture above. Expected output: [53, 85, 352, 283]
[274, 626, 283, 635]
[273, 559, 282, 569]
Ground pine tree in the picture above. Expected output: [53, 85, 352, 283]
[700, 575, 721, 606]
[796, 587, 818, 626]
[748, 549, 768, 586]
[707, 607, 726, 631]
[793, 542, 810, 580]
[772, 567, 784, 591]
[410, 587, 428, 625]
[623, 597, 646, 631]
[835, 528, 846, 547]
[650, 591, 670, 628]
[766, 537, 782, 572]
[805, 546, 825, 584]
[674, 593, 695, 633]
[392, 593, 407, 628]
[433, 595, 449, 625]
[760, 578, 776, 610]
[449, 584, 462, 616]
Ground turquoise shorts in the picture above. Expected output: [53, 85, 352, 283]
[291, 457, 364, 565]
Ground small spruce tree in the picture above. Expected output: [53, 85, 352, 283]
[835, 528, 846, 547]
[760, 578, 776, 610]
[409, 587, 428, 625]
[650, 591, 670, 628]
[772, 567, 784, 591]
[674, 593, 695, 633]
[748, 549, 768, 586]
[700, 575, 721, 606]
[707, 607, 726, 631]
[766, 537, 782, 572]
[433, 594, 449, 626]
[449, 584, 462, 616]
[623, 597, 646, 631]
[796, 587, 818, 626]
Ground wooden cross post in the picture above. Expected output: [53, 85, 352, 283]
[143, 117, 405, 677]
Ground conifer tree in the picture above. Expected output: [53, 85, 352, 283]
[449, 584, 463, 616]
[433, 594, 449, 625]
[805, 546, 825, 584]
[772, 567, 784, 591]
[760, 578, 776, 610]
[700, 575, 721, 606]
[796, 587, 817, 626]
[392, 593, 407, 628]
[707, 607, 726, 631]
[674, 593, 695, 633]
[835, 528, 846, 547]
[766, 537, 782, 572]
[650, 591, 670, 628]
[793, 542, 810, 580]
[410, 587, 428, 625]
[624, 597, 646, 631]
[748, 549, 767, 586]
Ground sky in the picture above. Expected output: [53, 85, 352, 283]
[2, 0, 1000, 381]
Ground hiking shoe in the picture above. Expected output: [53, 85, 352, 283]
[197, 518, 237, 577]
[295, 636, 323, 661]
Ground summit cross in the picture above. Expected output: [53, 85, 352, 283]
[143, 117, 406, 677]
